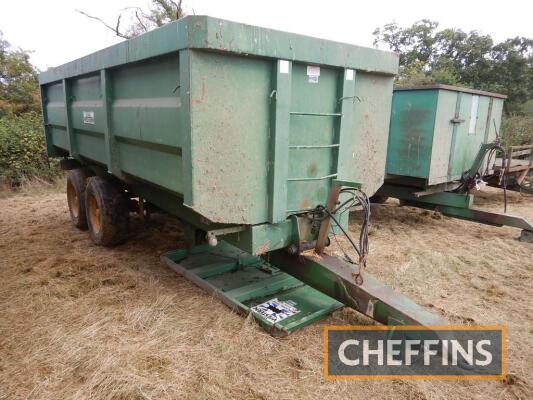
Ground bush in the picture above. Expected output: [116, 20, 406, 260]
[0, 112, 60, 186]
[500, 114, 533, 147]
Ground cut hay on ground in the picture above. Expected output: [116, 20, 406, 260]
[0, 185, 531, 399]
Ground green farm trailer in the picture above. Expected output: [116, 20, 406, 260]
[39, 16, 446, 335]
[377, 85, 533, 242]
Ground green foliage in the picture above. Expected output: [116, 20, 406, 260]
[0, 32, 40, 116]
[520, 100, 533, 116]
[373, 20, 439, 66]
[374, 21, 533, 113]
[396, 59, 460, 87]
[0, 112, 59, 186]
[501, 115, 533, 147]
[0, 34, 58, 188]
[488, 38, 533, 112]
[145, 0, 185, 27]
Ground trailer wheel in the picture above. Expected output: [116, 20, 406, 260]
[85, 176, 129, 246]
[66, 168, 94, 230]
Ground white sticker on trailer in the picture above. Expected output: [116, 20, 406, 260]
[251, 298, 300, 323]
[346, 69, 354, 81]
[468, 95, 479, 134]
[83, 111, 95, 125]
[279, 60, 289, 74]
[307, 65, 320, 83]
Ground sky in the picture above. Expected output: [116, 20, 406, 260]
[1, 0, 532, 71]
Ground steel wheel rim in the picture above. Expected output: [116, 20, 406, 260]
[88, 192, 101, 234]
[67, 181, 79, 218]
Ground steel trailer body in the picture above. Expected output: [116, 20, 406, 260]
[39, 15, 397, 248]
[381, 85, 532, 241]
[386, 84, 505, 186]
[39, 17, 450, 334]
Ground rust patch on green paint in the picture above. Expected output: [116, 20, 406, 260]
[307, 163, 318, 177]
[299, 198, 311, 210]
[192, 81, 206, 105]
[256, 240, 272, 255]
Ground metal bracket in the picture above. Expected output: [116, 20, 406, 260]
[315, 180, 362, 254]
[269, 250, 448, 327]
[205, 226, 247, 247]
[332, 179, 362, 189]
[380, 183, 533, 241]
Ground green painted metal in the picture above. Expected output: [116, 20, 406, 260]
[268, 60, 292, 223]
[45, 81, 69, 151]
[39, 16, 398, 85]
[161, 241, 343, 336]
[286, 62, 339, 213]
[457, 141, 499, 189]
[178, 49, 193, 203]
[224, 213, 318, 255]
[269, 60, 292, 223]
[336, 69, 357, 180]
[185, 50, 272, 223]
[38, 20, 457, 336]
[387, 85, 506, 186]
[267, 250, 447, 327]
[62, 79, 77, 158]
[39, 86, 62, 157]
[39, 15, 397, 235]
[379, 184, 474, 208]
[387, 89, 438, 180]
[130, 181, 317, 255]
[379, 183, 533, 237]
[161, 240, 446, 336]
[447, 91, 463, 179]
[433, 207, 533, 232]
[100, 69, 119, 175]
[382, 86, 532, 240]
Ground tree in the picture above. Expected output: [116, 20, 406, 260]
[488, 37, 533, 109]
[373, 21, 533, 113]
[373, 20, 439, 67]
[0, 32, 40, 116]
[78, 0, 186, 39]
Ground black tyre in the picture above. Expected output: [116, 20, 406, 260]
[85, 176, 129, 246]
[66, 168, 94, 230]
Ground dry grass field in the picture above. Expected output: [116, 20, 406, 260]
[0, 182, 532, 400]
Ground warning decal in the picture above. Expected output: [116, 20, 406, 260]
[251, 298, 300, 323]
[307, 65, 320, 83]
[83, 111, 95, 125]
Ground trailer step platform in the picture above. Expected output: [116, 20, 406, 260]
[161, 242, 343, 336]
